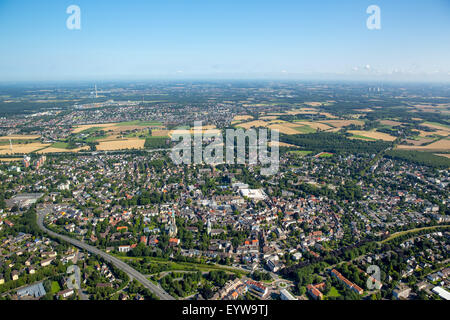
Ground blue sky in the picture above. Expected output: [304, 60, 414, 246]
[0, 0, 449, 81]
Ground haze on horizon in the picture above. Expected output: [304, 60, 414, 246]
[0, 0, 449, 82]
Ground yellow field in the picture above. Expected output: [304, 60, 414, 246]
[236, 120, 269, 129]
[0, 135, 41, 140]
[295, 121, 333, 131]
[380, 120, 403, 127]
[36, 146, 89, 154]
[349, 130, 397, 141]
[0, 142, 51, 155]
[320, 120, 364, 128]
[397, 139, 450, 151]
[72, 123, 120, 133]
[260, 116, 279, 120]
[72, 122, 164, 134]
[421, 123, 450, 133]
[269, 141, 299, 148]
[233, 115, 254, 121]
[0, 158, 22, 162]
[151, 130, 170, 137]
[267, 124, 302, 135]
[96, 138, 146, 151]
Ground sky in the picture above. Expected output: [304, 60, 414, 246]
[0, 0, 449, 82]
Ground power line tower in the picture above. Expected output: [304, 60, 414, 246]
[9, 138, 13, 153]
[94, 84, 98, 98]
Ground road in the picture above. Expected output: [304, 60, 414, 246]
[36, 210, 175, 300]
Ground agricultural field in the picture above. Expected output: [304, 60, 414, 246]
[396, 138, 450, 151]
[0, 142, 51, 155]
[96, 138, 146, 151]
[0, 158, 22, 162]
[348, 130, 397, 142]
[0, 135, 41, 140]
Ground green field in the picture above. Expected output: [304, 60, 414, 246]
[51, 281, 61, 294]
[116, 120, 163, 127]
[114, 254, 248, 276]
[51, 142, 69, 149]
[289, 150, 313, 156]
[294, 125, 316, 134]
[144, 136, 169, 149]
[351, 134, 377, 141]
[326, 287, 341, 298]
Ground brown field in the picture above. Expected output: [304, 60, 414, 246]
[418, 129, 449, 138]
[286, 108, 318, 115]
[269, 141, 299, 148]
[0, 158, 22, 162]
[380, 120, 403, 126]
[348, 130, 397, 141]
[96, 138, 145, 151]
[421, 123, 450, 132]
[36, 146, 89, 154]
[0, 142, 51, 155]
[396, 139, 450, 151]
[72, 123, 120, 133]
[403, 138, 431, 146]
[0, 135, 41, 140]
[233, 115, 254, 121]
[151, 130, 170, 137]
[320, 120, 364, 128]
[267, 124, 302, 135]
[303, 102, 323, 107]
[260, 116, 279, 120]
[72, 122, 164, 134]
[236, 120, 269, 129]
[295, 121, 332, 131]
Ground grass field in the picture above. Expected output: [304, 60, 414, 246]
[326, 287, 341, 298]
[289, 150, 312, 156]
[51, 281, 61, 294]
[348, 130, 397, 142]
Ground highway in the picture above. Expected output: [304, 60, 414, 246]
[36, 210, 175, 300]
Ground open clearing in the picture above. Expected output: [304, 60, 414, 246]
[36, 146, 89, 154]
[294, 121, 333, 131]
[380, 120, 403, 127]
[396, 138, 450, 151]
[0, 158, 22, 162]
[0, 142, 51, 155]
[348, 130, 397, 141]
[320, 120, 364, 128]
[0, 135, 41, 140]
[96, 138, 146, 151]
[72, 121, 164, 134]
[233, 115, 254, 121]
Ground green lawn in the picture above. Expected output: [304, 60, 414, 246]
[51, 281, 61, 294]
[294, 125, 316, 134]
[326, 286, 341, 298]
[351, 134, 377, 141]
[289, 150, 312, 156]
[51, 142, 69, 149]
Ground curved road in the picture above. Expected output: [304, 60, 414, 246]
[37, 210, 175, 300]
